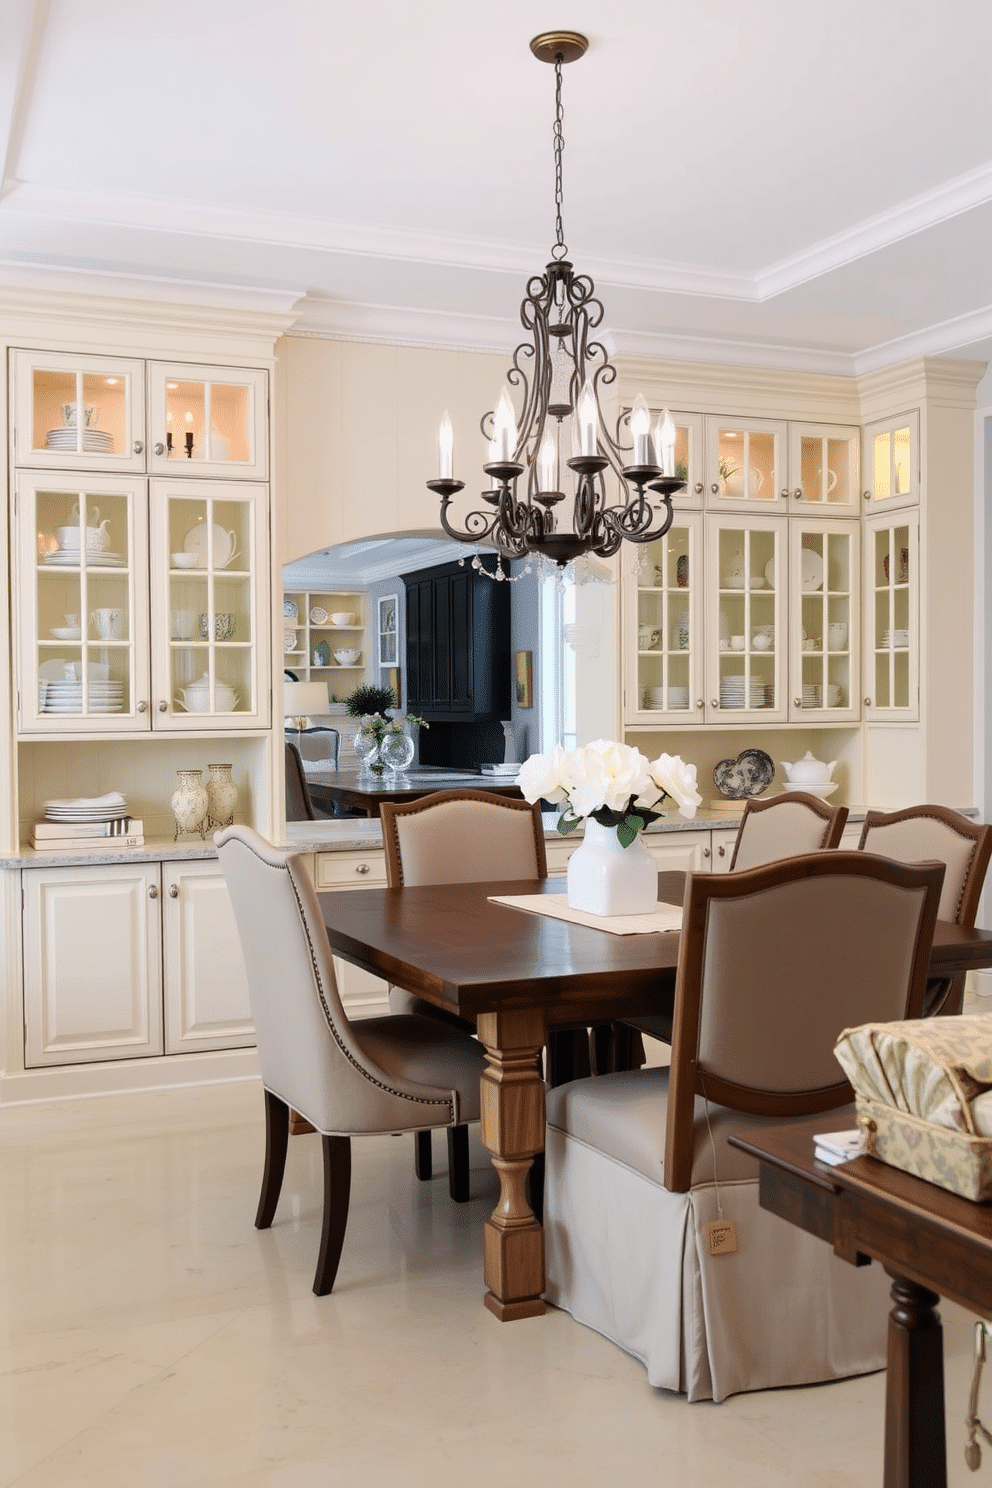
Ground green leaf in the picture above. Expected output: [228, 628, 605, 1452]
[616, 813, 645, 849]
[557, 814, 581, 836]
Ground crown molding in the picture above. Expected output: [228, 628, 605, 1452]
[614, 355, 862, 422]
[287, 298, 519, 354]
[851, 304, 992, 377]
[609, 325, 855, 377]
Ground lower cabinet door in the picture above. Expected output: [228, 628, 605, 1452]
[23, 862, 164, 1066]
[163, 860, 254, 1053]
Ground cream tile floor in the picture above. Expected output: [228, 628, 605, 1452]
[0, 1078, 986, 1487]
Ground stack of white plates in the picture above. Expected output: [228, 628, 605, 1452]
[719, 678, 766, 708]
[43, 549, 127, 567]
[802, 684, 821, 708]
[45, 429, 115, 454]
[667, 687, 690, 709]
[44, 791, 127, 823]
[38, 680, 125, 714]
[881, 629, 910, 648]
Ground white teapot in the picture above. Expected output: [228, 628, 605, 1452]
[779, 751, 836, 785]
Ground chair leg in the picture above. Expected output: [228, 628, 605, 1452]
[414, 1129, 433, 1180]
[314, 1134, 352, 1296]
[447, 1124, 470, 1203]
[255, 1088, 290, 1230]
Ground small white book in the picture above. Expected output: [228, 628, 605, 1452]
[813, 1129, 866, 1166]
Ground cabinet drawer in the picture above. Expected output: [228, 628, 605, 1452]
[545, 839, 579, 876]
[314, 850, 387, 888]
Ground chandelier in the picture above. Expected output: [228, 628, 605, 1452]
[427, 31, 685, 569]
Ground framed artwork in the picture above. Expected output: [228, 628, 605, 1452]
[514, 650, 533, 708]
[378, 594, 398, 667]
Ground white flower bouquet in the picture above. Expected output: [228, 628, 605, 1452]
[518, 739, 701, 847]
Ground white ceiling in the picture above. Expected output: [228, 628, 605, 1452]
[2, 0, 991, 374]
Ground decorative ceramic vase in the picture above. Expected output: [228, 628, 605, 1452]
[380, 730, 415, 774]
[205, 762, 237, 830]
[171, 769, 209, 841]
[566, 817, 658, 917]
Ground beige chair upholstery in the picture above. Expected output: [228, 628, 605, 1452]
[858, 804, 992, 1016]
[622, 792, 848, 1048]
[215, 826, 486, 1295]
[545, 851, 944, 1402]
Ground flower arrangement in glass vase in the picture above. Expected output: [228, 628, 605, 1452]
[343, 684, 427, 776]
[518, 740, 701, 916]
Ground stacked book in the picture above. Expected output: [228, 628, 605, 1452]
[31, 792, 144, 850]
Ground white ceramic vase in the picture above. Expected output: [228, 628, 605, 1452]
[566, 817, 658, 917]
[205, 762, 237, 829]
[171, 769, 209, 841]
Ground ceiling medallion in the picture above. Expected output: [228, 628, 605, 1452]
[428, 32, 685, 571]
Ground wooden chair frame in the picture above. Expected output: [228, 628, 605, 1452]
[664, 850, 945, 1192]
[729, 792, 849, 870]
[380, 788, 548, 885]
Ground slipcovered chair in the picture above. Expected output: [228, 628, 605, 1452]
[620, 792, 849, 1048]
[216, 826, 487, 1295]
[380, 789, 567, 1197]
[858, 804, 992, 1016]
[544, 850, 944, 1402]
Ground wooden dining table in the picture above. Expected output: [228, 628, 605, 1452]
[317, 873, 992, 1322]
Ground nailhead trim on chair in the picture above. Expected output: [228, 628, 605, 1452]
[249, 840, 455, 1123]
[862, 808, 979, 924]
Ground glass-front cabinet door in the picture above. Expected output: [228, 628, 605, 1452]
[862, 412, 919, 513]
[788, 521, 860, 722]
[704, 417, 788, 510]
[787, 424, 860, 511]
[149, 480, 270, 730]
[705, 516, 785, 723]
[623, 516, 703, 725]
[148, 364, 268, 479]
[16, 472, 150, 732]
[863, 512, 919, 722]
[12, 350, 147, 472]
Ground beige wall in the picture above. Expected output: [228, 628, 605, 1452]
[275, 335, 510, 564]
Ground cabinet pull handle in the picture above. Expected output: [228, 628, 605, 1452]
[158, 701, 168, 712]
[148, 884, 158, 899]
[702, 847, 711, 858]
[718, 845, 726, 857]
[169, 884, 179, 898]
[137, 700, 147, 713]
[133, 440, 143, 454]
[355, 862, 370, 875]
[154, 442, 165, 455]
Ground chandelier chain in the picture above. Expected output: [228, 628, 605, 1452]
[552, 57, 567, 260]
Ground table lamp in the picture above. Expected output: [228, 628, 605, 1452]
[284, 680, 329, 745]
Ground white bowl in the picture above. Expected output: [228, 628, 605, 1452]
[333, 648, 361, 666]
[172, 552, 199, 570]
[329, 612, 357, 627]
[50, 626, 82, 641]
[780, 781, 839, 799]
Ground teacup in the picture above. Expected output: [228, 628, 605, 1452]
[200, 612, 235, 641]
[828, 621, 848, 649]
[752, 633, 772, 651]
[90, 608, 122, 640]
[62, 403, 98, 428]
[730, 635, 746, 651]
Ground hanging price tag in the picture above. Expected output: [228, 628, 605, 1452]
[707, 1219, 738, 1256]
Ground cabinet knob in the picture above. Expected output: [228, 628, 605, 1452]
[695, 698, 704, 709]
[133, 440, 143, 454]
[710, 483, 720, 495]
[148, 884, 158, 899]
[718, 845, 726, 857]
[154, 442, 165, 455]
[863, 490, 872, 501]
[794, 696, 802, 707]
[710, 698, 719, 708]
[355, 862, 370, 875]
[158, 701, 168, 712]
[137, 700, 147, 713]
[864, 696, 872, 706]
[169, 883, 179, 898]
[780, 487, 791, 499]
[702, 847, 711, 858]
[694, 482, 704, 495]
[792, 487, 803, 499]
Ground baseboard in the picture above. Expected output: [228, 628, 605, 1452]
[0, 1046, 260, 1105]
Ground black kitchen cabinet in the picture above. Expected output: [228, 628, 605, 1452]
[402, 557, 510, 721]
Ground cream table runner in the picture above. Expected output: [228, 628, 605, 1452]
[488, 893, 683, 936]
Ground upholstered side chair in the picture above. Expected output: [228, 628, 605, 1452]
[380, 788, 556, 1196]
[545, 850, 944, 1402]
[620, 792, 849, 1049]
[216, 826, 486, 1295]
[858, 803, 992, 1015]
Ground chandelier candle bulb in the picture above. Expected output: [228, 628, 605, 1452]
[491, 387, 517, 464]
[655, 408, 677, 477]
[537, 430, 558, 492]
[630, 394, 651, 466]
[578, 379, 598, 457]
[438, 411, 454, 480]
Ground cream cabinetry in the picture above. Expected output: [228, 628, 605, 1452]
[13, 350, 268, 479]
[283, 589, 367, 697]
[863, 510, 919, 721]
[21, 858, 252, 1068]
[624, 516, 703, 725]
[15, 471, 270, 732]
[547, 828, 716, 878]
[862, 411, 919, 513]
[311, 849, 390, 1015]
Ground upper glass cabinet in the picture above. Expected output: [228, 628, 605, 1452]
[148, 364, 268, 478]
[13, 351, 147, 472]
[704, 417, 788, 509]
[623, 516, 704, 725]
[787, 424, 860, 511]
[862, 412, 919, 512]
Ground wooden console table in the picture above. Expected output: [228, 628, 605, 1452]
[730, 1118, 992, 1488]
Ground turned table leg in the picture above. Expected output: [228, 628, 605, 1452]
[476, 1009, 546, 1321]
[884, 1271, 946, 1488]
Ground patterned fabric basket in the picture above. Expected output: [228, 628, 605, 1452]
[834, 1016, 992, 1202]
